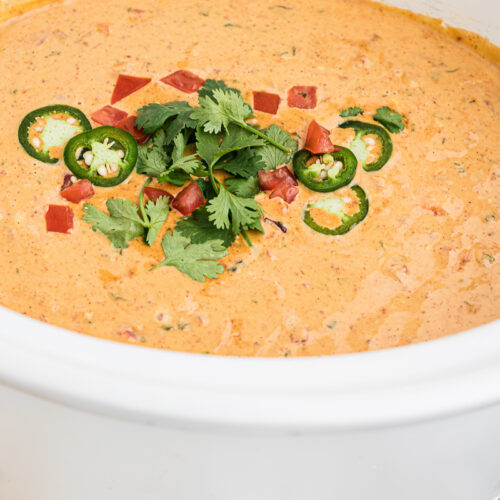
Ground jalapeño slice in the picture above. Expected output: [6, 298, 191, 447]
[18, 104, 91, 163]
[63, 126, 138, 187]
[338, 121, 392, 172]
[293, 147, 357, 193]
[303, 185, 368, 236]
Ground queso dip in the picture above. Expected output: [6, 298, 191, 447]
[0, 0, 498, 356]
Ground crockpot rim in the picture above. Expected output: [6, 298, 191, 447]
[0, 306, 499, 430]
[0, 0, 499, 432]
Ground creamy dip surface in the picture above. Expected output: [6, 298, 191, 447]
[0, 0, 498, 356]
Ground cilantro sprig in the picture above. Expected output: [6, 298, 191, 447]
[192, 88, 291, 153]
[197, 79, 243, 100]
[256, 124, 297, 169]
[85, 79, 299, 282]
[152, 230, 227, 282]
[158, 133, 205, 182]
[135, 102, 195, 135]
[373, 106, 405, 133]
[176, 206, 235, 248]
[136, 127, 205, 186]
[207, 185, 262, 234]
[83, 179, 170, 249]
[225, 176, 260, 197]
[194, 124, 269, 245]
[340, 106, 364, 118]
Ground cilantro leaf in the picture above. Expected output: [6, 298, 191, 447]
[157, 155, 201, 184]
[152, 128, 168, 148]
[163, 155, 201, 176]
[255, 125, 297, 170]
[192, 89, 291, 154]
[195, 126, 222, 166]
[191, 94, 228, 134]
[225, 176, 260, 197]
[163, 109, 197, 145]
[244, 216, 264, 233]
[219, 124, 265, 152]
[373, 106, 405, 133]
[158, 170, 192, 186]
[144, 197, 170, 246]
[154, 230, 227, 282]
[135, 102, 193, 134]
[340, 106, 364, 118]
[152, 132, 202, 184]
[175, 206, 235, 247]
[167, 135, 203, 173]
[171, 132, 187, 160]
[218, 148, 265, 178]
[196, 124, 264, 169]
[84, 186, 171, 248]
[197, 79, 243, 100]
[191, 88, 253, 134]
[137, 131, 202, 185]
[136, 143, 169, 177]
[207, 185, 262, 234]
[136, 129, 172, 176]
[83, 199, 145, 249]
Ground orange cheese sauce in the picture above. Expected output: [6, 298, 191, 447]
[0, 0, 498, 356]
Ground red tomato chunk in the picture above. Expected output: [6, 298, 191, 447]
[116, 115, 150, 144]
[61, 179, 95, 204]
[258, 167, 297, 191]
[270, 183, 299, 203]
[253, 91, 281, 114]
[258, 167, 298, 203]
[90, 106, 128, 126]
[287, 86, 317, 109]
[111, 75, 152, 104]
[171, 182, 205, 215]
[161, 70, 205, 93]
[144, 187, 173, 203]
[304, 120, 337, 154]
[45, 205, 74, 234]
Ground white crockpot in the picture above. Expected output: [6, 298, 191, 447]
[0, 1, 499, 499]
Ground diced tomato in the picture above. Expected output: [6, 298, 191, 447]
[91, 106, 128, 126]
[258, 166, 297, 191]
[116, 115, 150, 144]
[61, 179, 95, 204]
[160, 70, 205, 93]
[287, 86, 317, 109]
[304, 120, 338, 154]
[45, 205, 74, 234]
[270, 183, 299, 203]
[110, 75, 152, 104]
[253, 91, 281, 114]
[144, 187, 173, 203]
[171, 182, 205, 215]
[258, 167, 298, 203]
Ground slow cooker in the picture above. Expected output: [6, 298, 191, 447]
[0, 0, 499, 499]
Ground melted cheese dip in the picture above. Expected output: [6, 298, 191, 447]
[0, 0, 498, 356]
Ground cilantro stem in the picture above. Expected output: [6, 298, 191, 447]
[208, 165, 220, 193]
[139, 178, 152, 225]
[241, 229, 253, 247]
[238, 121, 290, 153]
